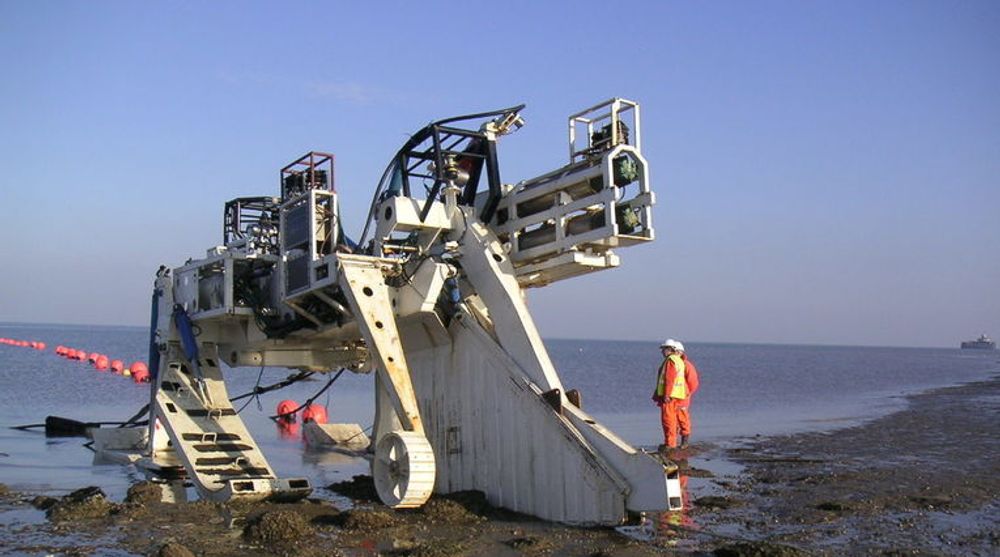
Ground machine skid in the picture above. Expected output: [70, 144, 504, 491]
[143, 98, 677, 524]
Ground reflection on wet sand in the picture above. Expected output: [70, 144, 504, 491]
[654, 467, 698, 545]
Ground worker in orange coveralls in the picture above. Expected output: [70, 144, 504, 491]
[652, 339, 700, 449]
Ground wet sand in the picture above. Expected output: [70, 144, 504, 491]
[687, 374, 1000, 555]
[1, 376, 997, 556]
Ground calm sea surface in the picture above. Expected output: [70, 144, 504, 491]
[1, 323, 997, 499]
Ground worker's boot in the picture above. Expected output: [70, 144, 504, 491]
[679, 435, 690, 449]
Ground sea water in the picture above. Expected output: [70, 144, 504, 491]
[0, 323, 996, 499]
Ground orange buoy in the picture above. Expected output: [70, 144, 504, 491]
[35, 342, 46, 350]
[95, 355, 109, 371]
[55, 345, 66, 356]
[110, 359, 124, 374]
[130, 362, 150, 383]
[302, 404, 328, 424]
[276, 400, 299, 423]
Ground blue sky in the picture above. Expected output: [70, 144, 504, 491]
[1, 1, 997, 347]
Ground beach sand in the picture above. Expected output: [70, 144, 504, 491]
[1, 376, 997, 556]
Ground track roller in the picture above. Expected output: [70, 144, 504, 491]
[372, 431, 436, 508]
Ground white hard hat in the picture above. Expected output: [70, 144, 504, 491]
[660, 338, 685, 352]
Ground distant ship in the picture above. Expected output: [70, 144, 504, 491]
[961, 334, 996, 350]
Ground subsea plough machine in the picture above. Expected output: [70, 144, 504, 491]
[141, 98, 681, 524]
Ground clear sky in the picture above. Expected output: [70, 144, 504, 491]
[1, 1, 997, 348]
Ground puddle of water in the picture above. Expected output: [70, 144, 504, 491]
[0, 521, 141, 557]
[615, 443, 750, 548]
[0, 504, 46, 527]
[926, 506, 1000, 539]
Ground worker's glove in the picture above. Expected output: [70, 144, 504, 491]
[651, 394, 665, 405]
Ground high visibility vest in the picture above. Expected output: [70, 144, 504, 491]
[668, 354, 688, 399]
[656, 361, 667, 397]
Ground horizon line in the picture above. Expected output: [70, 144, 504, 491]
[0, 320, 976, 351]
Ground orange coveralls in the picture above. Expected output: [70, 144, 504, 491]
[653, 355, 700, 447]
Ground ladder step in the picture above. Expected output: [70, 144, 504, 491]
[186, 408, 237, 417]
[193, 443, 254, 452]
[196, 467, 271, 477]
[182, 432, 242, 442]
[196, 456, 247, 466]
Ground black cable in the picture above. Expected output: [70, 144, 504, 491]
[115, 370, 315, 428]
[118, 404, 150, 428]
[11, 418, 148, 432]
[235, 366, 266, 414]
[230, 370, 315, 402]
[340, 424, 373, 445]
[270, 369, 344, 421]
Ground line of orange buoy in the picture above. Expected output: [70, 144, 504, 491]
[0, 337, 46, 350]
[0, 341, 153, 383]
[55, 345, 150, 383]
[274, 400, 329, 439]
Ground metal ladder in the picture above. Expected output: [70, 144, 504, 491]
[151, 351, 311, 501]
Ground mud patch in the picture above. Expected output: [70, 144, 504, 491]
[439, 489, 533, 521]
[705, 377, 1000, 555]
[125, 480, 163, 506]
[326, 474, 379, 502]
[909, 494, 953, 509]
[338, 507, 398, 531]
[815, 500, 854, 512]
[419, 497, 485, 524]
[155, 541, 197, 557]
[244, 509, 316, 546]
[694, 496, 741, 510]
[45, 486, 115, 521]
[30, 495, 57, 510]
[684, 467, 716, 479]
[713, 541, 807, 556]
[504, 535, 555, 553]
[410, 539, 471, 557]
